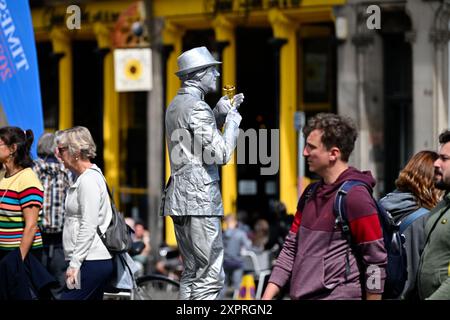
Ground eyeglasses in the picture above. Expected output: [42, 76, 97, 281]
[57, 147, 68, 154]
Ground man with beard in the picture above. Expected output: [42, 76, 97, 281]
[160, 46, 244, 300]
[417, 130, 450, 299]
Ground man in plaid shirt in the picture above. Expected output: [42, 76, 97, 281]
[32, 132, 73, 299]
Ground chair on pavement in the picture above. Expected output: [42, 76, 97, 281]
[241, 249, 272, 299]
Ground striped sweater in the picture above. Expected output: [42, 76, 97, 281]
[0, 168, 44, 251]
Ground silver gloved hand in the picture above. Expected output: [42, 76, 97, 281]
[231, 93, 244, 109]
[225, 107, 242, 127]
[213, 95, 233, 129]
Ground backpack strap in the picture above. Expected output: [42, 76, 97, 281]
[333, 180, 370, 279]
[398, 207, 429, 234]
[88, 168, 115, 204]
[297, 181, 320, 213]
[334, 180, 369, 238]
[88, 168, 117, 238]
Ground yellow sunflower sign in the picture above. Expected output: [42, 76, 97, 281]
[114, 48, 152, 92]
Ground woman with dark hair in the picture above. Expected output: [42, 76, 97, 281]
[0, 127, 44, 262]
[380, 150, 443, 299]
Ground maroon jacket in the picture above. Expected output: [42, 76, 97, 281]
[268, 167, 387, 299]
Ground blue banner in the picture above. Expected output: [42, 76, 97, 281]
[0, 0, 44, 158]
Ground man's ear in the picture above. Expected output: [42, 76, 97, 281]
[329, 147, 340, 162]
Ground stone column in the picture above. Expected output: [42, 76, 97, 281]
[406, 1, 436, 151]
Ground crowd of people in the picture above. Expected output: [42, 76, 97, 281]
[2, 45, 450, 301]
[262, 113, 450, 300]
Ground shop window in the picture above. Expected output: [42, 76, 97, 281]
[299, 25, 336, 113]
[119, 92, 148, 223]
[72, 40, 104, 169]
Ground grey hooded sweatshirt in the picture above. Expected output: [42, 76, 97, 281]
[380, 190, 430, 299]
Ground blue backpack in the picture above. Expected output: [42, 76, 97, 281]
[298, 180, 429, 299]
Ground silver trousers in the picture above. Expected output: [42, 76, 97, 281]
[171, 216, 225, 300]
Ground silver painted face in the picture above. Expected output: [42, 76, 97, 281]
[200, 67, 220, 93]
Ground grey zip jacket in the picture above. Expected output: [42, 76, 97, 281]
[160, 85, 240, 216]
[380, 190, 430, 299]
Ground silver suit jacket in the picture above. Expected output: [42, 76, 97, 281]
[160, 85, 240, 217]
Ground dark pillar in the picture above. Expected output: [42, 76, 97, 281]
[268, 37, 287, 201]
[93, 47, 110, 172]
[268, 37, 287, 130]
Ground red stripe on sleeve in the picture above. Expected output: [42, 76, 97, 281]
[20, 187, 44, 198]
[289, 210, 302, 234]
[348, 214, 382, 243]
[0, 190, 19, 198]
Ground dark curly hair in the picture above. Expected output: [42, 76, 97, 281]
[395, 150, 442, 209]
[302, 113, 358, 162]
[0, 126, 34, 168]
[439, 130, 450, 144]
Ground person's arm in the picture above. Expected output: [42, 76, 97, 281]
[213, 94, 244, 129]
[18, 177, 43, 260]
[262, 207, 303, 300]
[366, 292, 382, 300]
[426, 278, 450, 299]
[213, 95, 231, 129]
[262, 282, 281, 300]
[20, 206, 40, 260]
[190, 101, 242, 165]
[242, 232, 252, 250]
[69, 174, 103, 269]
[142, 230, 151, 256]
[346, 187, 387, 298]
[400, 214, 428, 299]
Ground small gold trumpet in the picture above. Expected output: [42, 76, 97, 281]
[222, 84, 236, 104]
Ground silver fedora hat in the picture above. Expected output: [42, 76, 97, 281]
[175, 46, 221, 77]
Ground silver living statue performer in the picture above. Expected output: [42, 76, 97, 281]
[160, 46, 244, 300]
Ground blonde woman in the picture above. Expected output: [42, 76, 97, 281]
[56, 126, 113, 300]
